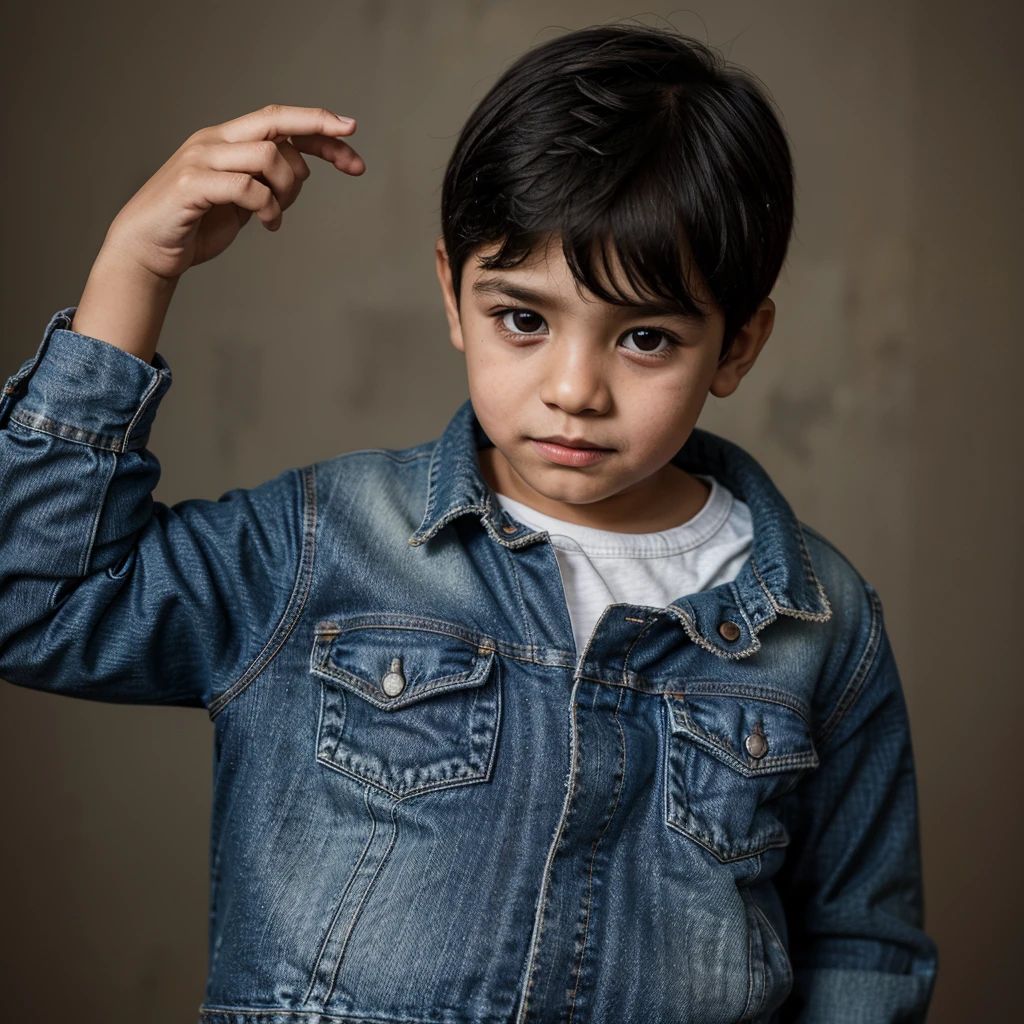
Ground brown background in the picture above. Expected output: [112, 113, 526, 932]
[1, 1, 1020, 1021]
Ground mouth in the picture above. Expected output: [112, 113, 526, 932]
[528, 435, 615, 468]
[532, 435, 613, 450]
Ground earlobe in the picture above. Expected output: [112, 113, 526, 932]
[434, 237, 466, 352]
[708, 299, 775, 399]
[709, 363, 741, 399]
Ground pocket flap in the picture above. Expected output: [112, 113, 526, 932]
[311, 616, 495, 711]
[665, 692, 819, 776]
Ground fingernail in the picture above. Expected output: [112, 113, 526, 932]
[334, 114, 355, 126]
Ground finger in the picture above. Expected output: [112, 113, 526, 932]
[275, 139, 311, 183]
[185, 169, 283, 229]
[273, 139, 312, 209]
[289, 133, 365, 175]
[215, 104, 357, 144]
[201, 140, 297, 210]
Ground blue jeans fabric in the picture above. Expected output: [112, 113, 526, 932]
[0, 308, 937, 1023]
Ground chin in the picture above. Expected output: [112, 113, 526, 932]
[523, 468, 619, 504]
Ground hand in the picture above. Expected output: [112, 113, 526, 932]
[100, 104, 365, 281]
[71, 105, 364, 360]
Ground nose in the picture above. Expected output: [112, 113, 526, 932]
[537, 336, 612, 416]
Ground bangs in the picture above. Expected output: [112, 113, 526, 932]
[474, 152, 714, 325]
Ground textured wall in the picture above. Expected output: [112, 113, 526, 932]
[1, 2, 1020, 1020]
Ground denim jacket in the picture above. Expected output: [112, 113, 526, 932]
[1, 308, 937, 1024]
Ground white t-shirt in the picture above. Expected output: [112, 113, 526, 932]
[494, 474, 754, 656]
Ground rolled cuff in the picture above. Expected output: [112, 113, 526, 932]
[0, 306, 172, 452]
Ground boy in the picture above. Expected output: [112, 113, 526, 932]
[0, 22, 936, 1024]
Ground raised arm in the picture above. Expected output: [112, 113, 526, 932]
[0, 105, 364, 710]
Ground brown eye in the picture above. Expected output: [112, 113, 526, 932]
[621, 328, 672, 355]
[501, 309, 546, 334]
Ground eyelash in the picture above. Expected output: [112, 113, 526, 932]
[488, 306, 681, 361]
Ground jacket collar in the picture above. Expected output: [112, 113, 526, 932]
[409, 400, 831, 658]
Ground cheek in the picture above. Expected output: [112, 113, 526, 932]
[461, 331, 527, 437]
[463, 326, 532, 400]
[619, 373, 708, 453]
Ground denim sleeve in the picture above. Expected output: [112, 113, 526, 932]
[776, 585, 938, 1023]
[0, 308, 313, 713]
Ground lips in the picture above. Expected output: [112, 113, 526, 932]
[529, 436, 614, 468]
[531, 435, 613, 451]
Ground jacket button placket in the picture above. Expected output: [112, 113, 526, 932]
[515, 616, 644, 1024]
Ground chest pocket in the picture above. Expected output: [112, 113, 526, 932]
[663, 691, 819, 863]
[310, 616, 501, 799]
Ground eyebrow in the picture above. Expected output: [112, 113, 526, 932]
[470, 278, 706, 323]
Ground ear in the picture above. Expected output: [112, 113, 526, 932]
[709, 298, 775, 399]
[434, 236, 466, 353]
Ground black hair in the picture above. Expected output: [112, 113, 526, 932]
[440, 22, 795, 358]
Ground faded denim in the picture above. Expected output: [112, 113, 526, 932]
[0, 308, 937, 1023]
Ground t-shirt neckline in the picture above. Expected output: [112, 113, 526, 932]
[493, 474, 734, 558]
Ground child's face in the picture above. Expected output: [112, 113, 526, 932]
[435, 233, 775, 524]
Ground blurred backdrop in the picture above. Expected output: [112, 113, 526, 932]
[1, 1, 1020, 1021]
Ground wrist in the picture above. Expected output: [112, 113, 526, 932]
[72, 244, 180, 364]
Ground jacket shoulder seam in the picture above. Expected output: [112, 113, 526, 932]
[207, 464, 317, 720]
[816, 583, 885, 749]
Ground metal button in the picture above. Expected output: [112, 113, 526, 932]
[718, 620, 741, 642]
[381, 657, 406, 698]
[744, 725, 768, 759]
[502, 524, 517, 534]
